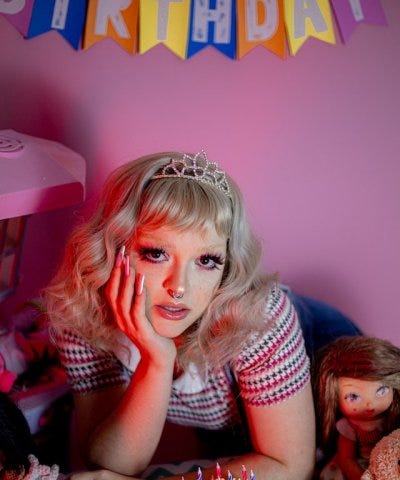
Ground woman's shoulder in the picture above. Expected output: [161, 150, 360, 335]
[53, 327, 98, 350]
[265, 283, 292, 319]
[52, 327, 116, 364]
[53, 328, 130, 394]
[231, 285, 310, 405]
[235, 285, 305, 370]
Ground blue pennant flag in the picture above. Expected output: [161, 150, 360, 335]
[27, 0, 87, 50]
[187, 0, 236, 59]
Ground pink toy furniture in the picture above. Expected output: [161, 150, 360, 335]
[0, 129, 86, 301]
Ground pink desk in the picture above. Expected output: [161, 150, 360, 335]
[0, 129, 86, 220]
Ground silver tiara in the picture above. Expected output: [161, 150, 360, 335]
[151, 150, 231, 197]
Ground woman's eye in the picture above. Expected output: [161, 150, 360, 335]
[376, 385, 390, 397]
[139, 248, 167, 263]
[196, 255, 224, 270]
[344, 393, 360, 403]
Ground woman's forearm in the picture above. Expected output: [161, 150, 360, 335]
[88, 358, 174, 475]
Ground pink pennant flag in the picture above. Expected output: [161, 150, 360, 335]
[0, 0, 35, 37]
[330, 0, 387, 43]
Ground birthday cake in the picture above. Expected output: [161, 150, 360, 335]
[195, 463, 255, 480]
[142, 460, 255, 480]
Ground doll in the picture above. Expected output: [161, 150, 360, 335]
[313, 336, 400, 480]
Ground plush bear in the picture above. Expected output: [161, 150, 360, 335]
[361, 429, 400, 480]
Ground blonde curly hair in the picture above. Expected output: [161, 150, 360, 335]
[45, 152, 275, 370]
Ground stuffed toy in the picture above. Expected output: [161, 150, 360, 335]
[0, 392, 59, 480]
[361, 428, 400, 480]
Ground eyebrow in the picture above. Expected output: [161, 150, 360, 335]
[135, 237, 227, 251]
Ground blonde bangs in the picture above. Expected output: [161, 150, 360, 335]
[137, 177, 233, 237]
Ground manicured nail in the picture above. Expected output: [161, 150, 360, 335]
[115, 245, 125, 268]
[124, 255, 130, 277]
[137, 273, 145, 295]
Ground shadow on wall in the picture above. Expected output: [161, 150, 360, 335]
[285, 267, 362, 329]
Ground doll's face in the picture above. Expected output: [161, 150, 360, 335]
[338, 377, 393, 421]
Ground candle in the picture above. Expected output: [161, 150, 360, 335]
[241, 465, 247, 480]
[227, 470, 233, 480]
[250, 470, 256, 480]
[216, 462, 221, 479]
[197, 467, 202, 480]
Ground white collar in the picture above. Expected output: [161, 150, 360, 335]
[111, 331, 207, 394]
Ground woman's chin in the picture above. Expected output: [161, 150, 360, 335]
[152, 321, 186, 339]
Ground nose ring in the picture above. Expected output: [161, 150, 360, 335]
[169, 289, 184, 300]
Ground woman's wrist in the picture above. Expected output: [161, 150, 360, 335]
[139, 345, 177, 372]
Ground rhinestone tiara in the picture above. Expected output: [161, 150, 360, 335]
[151, 150, 231, 197]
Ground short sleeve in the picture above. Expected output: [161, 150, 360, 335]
[234, 286, 310, 406]
[54, 329, 130, 394]
[336, 417, 357, 441]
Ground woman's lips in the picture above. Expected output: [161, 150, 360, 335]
[154, 304, 190, 320]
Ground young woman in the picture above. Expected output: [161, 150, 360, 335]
[45, 151, 316, 480]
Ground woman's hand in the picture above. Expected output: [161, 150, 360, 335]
[72, 248, 178, 475]
[105, 248, 176, 366]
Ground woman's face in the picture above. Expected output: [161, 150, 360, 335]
[131, 224, 227, 339]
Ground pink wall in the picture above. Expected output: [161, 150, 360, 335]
[1, 2, 399, 344]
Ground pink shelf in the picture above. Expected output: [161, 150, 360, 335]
[0, 130, 86, 220]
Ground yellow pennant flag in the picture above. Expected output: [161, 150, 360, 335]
[237, 0, 286, 59]
[83, 0, 139, 54]
[285, 0, 336, 56]
[140, 0, 190, 60]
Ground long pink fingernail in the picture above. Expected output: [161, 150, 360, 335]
[124, 255, 130, 277]
[115, 245, 125, 268]
[137, 273, 145, 295]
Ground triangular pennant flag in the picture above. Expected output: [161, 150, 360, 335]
[0, 0, 35, 37]
[285, 0, 336, 56]
[140, 0, 190, 60]
[27, 0, 87, 49]
[237, 0, 286, 59]
[83, 0, 139, 54]
[187, 0, 236, 59]
[330, 0, 387, 43]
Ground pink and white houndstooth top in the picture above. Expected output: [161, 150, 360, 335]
[54, 286, 310, 430]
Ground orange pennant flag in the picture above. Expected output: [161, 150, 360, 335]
[83, 0, 139, 54]
[237, 0, 286, 59]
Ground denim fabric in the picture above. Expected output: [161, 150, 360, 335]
[288, 291, 362, 361]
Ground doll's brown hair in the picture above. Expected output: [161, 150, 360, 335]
[313, 335, 400, 456]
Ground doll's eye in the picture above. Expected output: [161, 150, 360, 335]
[344, 392, 360, 403]
[376, 385, 390, 397]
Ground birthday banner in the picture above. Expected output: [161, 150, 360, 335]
[0, 0, 388, 59]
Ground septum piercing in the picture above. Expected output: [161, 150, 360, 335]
[170, 289, 184, 300]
